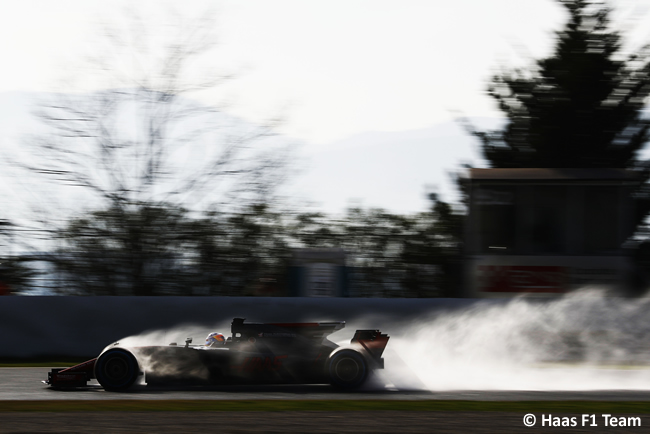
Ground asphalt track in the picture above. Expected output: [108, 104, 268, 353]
[3, 368, 650, 401]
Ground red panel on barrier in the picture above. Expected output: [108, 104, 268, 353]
[478, 265, 567, 293]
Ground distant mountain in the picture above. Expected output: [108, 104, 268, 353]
[289, 118, 504, 215]
[0, 91, 42, 145]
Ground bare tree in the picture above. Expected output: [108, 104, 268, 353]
[10, 5, 291, 295]
[19, 5, 288, 215]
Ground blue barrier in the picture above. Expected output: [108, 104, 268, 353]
[0, 296, 488, 358]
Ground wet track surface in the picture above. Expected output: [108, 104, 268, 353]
[4, 368, 650, 433]
[4, 368, 650, 401]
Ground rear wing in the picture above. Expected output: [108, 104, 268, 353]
[351, 329, 390, 365]
[231, 318, 345, 342]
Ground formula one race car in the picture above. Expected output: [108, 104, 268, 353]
[44, 318, 389, 391]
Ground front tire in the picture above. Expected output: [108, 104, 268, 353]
[95, 349, 140, 391]
[328, 350, 368, 389]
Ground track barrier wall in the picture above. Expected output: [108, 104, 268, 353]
[0, 296, 491, 358]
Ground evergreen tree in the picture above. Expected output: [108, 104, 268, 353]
[474, 0, 650, 170]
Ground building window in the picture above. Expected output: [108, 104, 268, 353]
[531, 186, 568, 254]
[476, 187, 515, 254]
[584, 187, 619, 253]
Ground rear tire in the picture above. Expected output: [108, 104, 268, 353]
[328, 350, 368, 389]
[95, 349, 140, 391]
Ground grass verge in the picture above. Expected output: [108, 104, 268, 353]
[0, 400, 649, 413]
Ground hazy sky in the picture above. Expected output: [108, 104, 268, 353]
[0, 0, 565, 143]
[1, 0, 650, 213]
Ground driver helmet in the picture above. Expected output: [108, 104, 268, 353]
[205, 332, 226, 347]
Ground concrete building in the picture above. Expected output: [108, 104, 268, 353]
[287, 248, 348, 297]
[464, 168, 641, 296]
